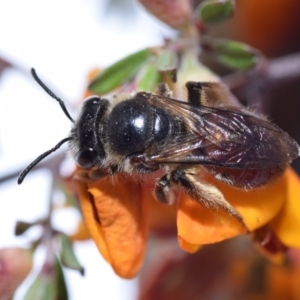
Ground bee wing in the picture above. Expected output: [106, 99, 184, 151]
[146, 96, 299, 169]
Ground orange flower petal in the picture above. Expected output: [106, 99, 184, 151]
[70, 220, 91, 241]
[77, 175, 148, 278]
[218, 172, 287, 231]
[270, 167, 300, 248]
[177, 236, 201, 253]
[178, 194, 246, 245]
[178, 171, 287, 245]
[77, 181, 110, 263]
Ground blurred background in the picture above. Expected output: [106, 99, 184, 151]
[0, 1, 174, 299]
[1, 0, 300, 299]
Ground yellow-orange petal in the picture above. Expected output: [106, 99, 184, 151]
[270, 167, 300, 248]
[70, 220, 91, 241]
[77, 174, 149, 278]
[177, 236, 201, 253]
[177, 171, 287, 245]
[218, 172, 287, 231]
[177, 194, 246, 245]
[82, 68, 102, 99]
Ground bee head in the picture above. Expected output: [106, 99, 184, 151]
[18, 69, 107, 184]
[69, 96, 108, 169]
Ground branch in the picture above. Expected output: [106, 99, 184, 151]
[267, 52, 300, 85]
[0, 151, 67, 185]
[222, 52, 300, 113]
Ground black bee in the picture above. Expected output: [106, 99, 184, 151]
[18, 69, 300, 228]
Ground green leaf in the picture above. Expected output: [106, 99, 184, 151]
[89, 49, 152, 94]
[55, 257, 69, 300]
[15, 220, 35, 236]
[24, 256, 68, 300]
[156, 50, 177, 82]
[59, 233, 84, 276]
[196, 0, 235, 24]
[213, 39, 259, 69]
[24, 269, 56, 300]
[137, 63, 161, 92]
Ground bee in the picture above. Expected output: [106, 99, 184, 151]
[18, 69, 300, 228]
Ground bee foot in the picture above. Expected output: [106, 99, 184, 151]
[154, 174, 177, 205]
[172, 169, 250, 233]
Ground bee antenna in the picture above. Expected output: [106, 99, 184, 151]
[18, 137, 72, 185]
[31, 68, 75, 123]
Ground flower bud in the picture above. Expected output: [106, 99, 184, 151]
[0, 247, 33, 300]
[138, 0, 192, 29]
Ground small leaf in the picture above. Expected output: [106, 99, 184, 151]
[89, 49, 153, 94]
[156, 50, 177, 82]
[24, 270, 56, 300]
[196, 0, 235, 24]
[213, 39, 260, 69]
[137, 63, 161, 92]
[24, 256, 69, 300]
[15, 220, 35, 236]
[55, 257, 69, 300]
[59, 233, 84, 276]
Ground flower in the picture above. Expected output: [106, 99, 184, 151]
[138, 0, 192, 29]
[76, 166, 300, 278]
[0, 248, 33, 299]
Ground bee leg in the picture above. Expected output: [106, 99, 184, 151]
[155, 173, 179, 205]
[155, 168, 248, 231]
[155, 83, 172, 97]
[176, 169, 248, 231]
[185, 81, 210, 106]
[186, 81, 231, 107]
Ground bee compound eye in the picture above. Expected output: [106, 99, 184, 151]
[75, 148, 97, 169]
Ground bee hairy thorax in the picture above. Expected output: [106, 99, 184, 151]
[69, 92, 187, 177]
